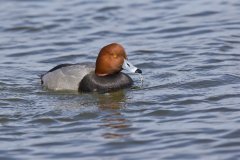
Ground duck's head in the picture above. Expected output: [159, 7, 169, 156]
[95, 43, 142, 76]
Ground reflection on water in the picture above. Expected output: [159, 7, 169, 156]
[96, 91, 131, 139]
[101, 113, 130, 139]
[96, 90, 127, 109]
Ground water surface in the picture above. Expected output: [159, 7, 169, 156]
[1, 0, 240, 159]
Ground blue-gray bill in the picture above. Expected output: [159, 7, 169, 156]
[122, 59, 143, 87]
[122, 59, 142, 74]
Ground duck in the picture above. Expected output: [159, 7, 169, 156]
[41, 43, 142, 93]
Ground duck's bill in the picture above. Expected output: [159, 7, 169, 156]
[122, 59, 142, 74]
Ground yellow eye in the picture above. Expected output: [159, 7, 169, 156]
[113, 54, 117, 58]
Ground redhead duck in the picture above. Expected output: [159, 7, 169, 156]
[41, 43, 142, 93]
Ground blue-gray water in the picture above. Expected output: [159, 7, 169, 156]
[1, 0, 240, 159]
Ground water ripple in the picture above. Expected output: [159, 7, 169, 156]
[1, 0, 240, 159]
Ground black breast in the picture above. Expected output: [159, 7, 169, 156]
[79, 72, 133, 93]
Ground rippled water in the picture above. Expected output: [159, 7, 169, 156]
[1, 0, 240, 159]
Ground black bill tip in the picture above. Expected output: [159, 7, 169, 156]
[135, 69, 142, 74]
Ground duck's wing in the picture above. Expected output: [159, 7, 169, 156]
[41, 64, 94, 91]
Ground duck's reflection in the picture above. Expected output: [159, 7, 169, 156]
[50, 90, 132, 139]
[94, 90, 131, 139]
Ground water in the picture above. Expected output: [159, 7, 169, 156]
[1, 0, 240, 159]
